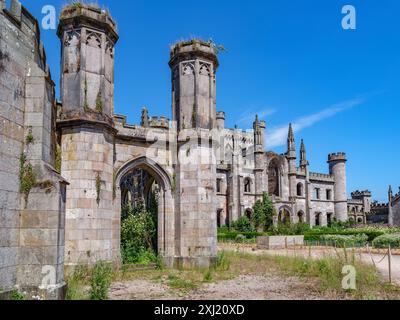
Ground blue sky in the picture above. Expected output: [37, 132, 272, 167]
[19, 0, 400, 202]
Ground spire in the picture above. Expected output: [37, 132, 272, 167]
[287, 123, 295, 152]
[389, 185, 393, 201]
[300, 139, 309, 167]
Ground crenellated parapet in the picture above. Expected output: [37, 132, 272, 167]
[169, 39, 219, 68]
[149, 116, 170, 129]
[58, 3, 118, 41]
[351, 190, 372, 198]
[309, 172, 334, 182]
[114, 114, 170, 141]
[328, 152, 347, 163]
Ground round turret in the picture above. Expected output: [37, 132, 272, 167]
[328, 153, 347, 221]
[169, 39, 219, 130]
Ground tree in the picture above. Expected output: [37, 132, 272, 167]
[252, 192, 276, 231]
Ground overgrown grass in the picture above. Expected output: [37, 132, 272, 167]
[65, 262, 113, 300]
[65, 251, 400, 300]
[223, 251, 400, 300]
[167, 273, 198, 291]
[65, 265, 91, 300]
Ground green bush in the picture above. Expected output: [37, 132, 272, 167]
[10, 290, 25, 300]
[89, 262, 112, 300]
[319, 234, 368, 247]
[217, 231, 265, 242]
[304, 227, 391, 242]
[231, 216, 254, 233]
[372, 233, 400, 249]
[235, 234, 246, 243]
[252, 193, 276, 231]
[121, 201, 157, 264]
[271, 223, 311, 236]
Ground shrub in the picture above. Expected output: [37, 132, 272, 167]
[304, 227, 392, 242]
[271, 223, 310, 236]
[235, 234, 246, 243]
[319, 234, 368, 247]
[252, 193, 276, 231]
[89, 262, 112, 300]
[10, 290, 25, 300]
[372, 233, 400, 249]
[217, 231, 265, 242]
[231, 216, 254, 233]
[121, 202, 157, 264]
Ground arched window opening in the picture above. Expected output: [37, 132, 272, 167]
[298, 211, 305, 223]
[297, 183, 304, 197]
[278, 208, 291, 225]
[315, 213, 321, 227]
[244, 178, 251, 193]
[245, 208, 253, 220]
[268, 159, 280, 197]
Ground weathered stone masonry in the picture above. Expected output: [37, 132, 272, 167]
[0, 1, 379, 299]
[0, 0, 67, 298]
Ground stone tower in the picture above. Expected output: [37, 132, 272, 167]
[170, 40, 218, 130]
[57, 4, 119, 265]
[328, 153, 348, 221]
[169, 40, 218, 268]
[253, 115, 267, 200]
[351, 190, 372, 213]
[287, 124, 297, 200]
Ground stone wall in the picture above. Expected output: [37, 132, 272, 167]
[0, 0, 66, 299]
[392, 197, 400, 226]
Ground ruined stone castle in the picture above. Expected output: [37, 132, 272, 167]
[0, 1, 377, 298]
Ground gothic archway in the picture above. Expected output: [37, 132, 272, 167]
[297, 211, 305, 223]
[268, 158, 281, 197]
[278, 207, 291, 225]
[115, 157, 174, 263]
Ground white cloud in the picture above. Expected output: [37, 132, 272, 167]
[236, 108, 276, 126]
[267, 97, 365, 149]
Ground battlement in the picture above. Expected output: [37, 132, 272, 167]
[328, 152, 347, 162]
[216, 111, 225, 120]
[371, 202, 389, 209]
[348, 198, 363, 204]
[309, 172, 334, 182]
[169, 39, 219, 68]
[58, 2, 118, 42]
[149, 116, 170, 129]
[114, 114, 170, 131]
[351, 190, 372, 198]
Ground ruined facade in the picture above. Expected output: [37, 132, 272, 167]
[0, 0, 67, 298]
[0, 1, 374, 298]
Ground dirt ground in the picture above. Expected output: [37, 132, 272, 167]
[107, 245, 400, 300]
[109, 274, 328, 300]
